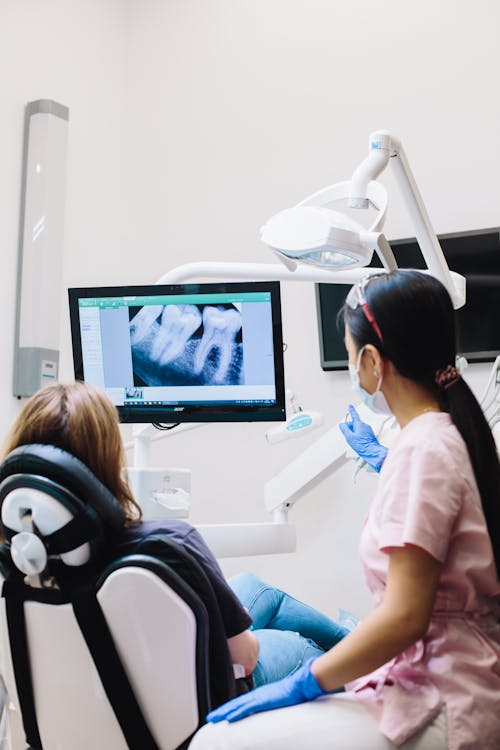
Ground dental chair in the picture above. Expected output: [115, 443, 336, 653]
[0, 444, 238, 750]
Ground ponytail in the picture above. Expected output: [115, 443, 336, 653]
[440, 376, 500, 577]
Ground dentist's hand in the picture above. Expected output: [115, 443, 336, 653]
[206, 658, 327, 723]
[339, 405, 388, 473]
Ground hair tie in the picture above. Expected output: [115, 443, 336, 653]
[435, 365, 461, 390]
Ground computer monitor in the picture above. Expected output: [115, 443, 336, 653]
[316, 227, 500, 370]
[69, 280, 286, 423]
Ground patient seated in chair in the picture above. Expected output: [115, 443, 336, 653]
[0, 382, 264, 750]
[0, 381, 349, 750]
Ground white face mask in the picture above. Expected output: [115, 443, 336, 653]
[348, 346, 392, 416]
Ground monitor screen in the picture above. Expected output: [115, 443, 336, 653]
[69, 281, 286, 423]
[316, 228, 500, 370]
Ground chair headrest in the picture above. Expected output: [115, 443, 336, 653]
[0, 445, 126, 577]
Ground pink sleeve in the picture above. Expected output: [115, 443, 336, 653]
[378, 443, 463, 562]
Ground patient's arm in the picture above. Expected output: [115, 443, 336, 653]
[227, 629, 260, 677]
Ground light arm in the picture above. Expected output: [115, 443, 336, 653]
[156, 261, 378, 286]
[349, 130, 466, 309]
[391, 140, 465, 307]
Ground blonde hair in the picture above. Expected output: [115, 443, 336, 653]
[2, 382, 142, 524]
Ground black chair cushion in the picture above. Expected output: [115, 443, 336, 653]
[0, 444, 126, 533]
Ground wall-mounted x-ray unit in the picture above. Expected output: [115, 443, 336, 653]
[13, 99, 69, 397]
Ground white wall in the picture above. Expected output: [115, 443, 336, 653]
[1, 0, 499, 619]
[0, 0, 129, 426]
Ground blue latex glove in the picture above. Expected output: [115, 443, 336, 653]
[338, 404, 388, 473]
[206, 657, 327, 723]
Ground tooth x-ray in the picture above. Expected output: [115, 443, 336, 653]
[129, 303, 244, 387]
[69, 281, 285, 423]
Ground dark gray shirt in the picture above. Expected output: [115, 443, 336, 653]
[120, 519, 252, 638]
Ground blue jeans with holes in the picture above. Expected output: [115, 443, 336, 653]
[229, 571, 350, 687]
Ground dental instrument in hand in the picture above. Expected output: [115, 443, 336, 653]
[340, 405, 391, 479]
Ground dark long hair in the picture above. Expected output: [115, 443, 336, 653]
[343, 270, 500, 576]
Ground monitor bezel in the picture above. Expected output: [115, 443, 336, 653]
[69, 280, 286, 424]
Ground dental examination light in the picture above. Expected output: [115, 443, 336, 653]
[261, 179, 393, 272]
[260, 130, 466, 309]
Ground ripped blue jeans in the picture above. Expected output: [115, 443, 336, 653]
[229, 571, 351, 687]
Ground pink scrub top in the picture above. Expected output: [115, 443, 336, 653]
[345, 412, 500, 750]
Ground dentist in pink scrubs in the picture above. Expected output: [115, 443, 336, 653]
[190, 270, 500, 750]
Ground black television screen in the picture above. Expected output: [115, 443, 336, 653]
[316, 227, 500, 370]
[69, 281, 286, 423]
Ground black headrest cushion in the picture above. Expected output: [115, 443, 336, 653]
[0, 444, 126, 532]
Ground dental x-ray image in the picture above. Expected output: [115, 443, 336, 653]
[129, 303, 244, 387]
